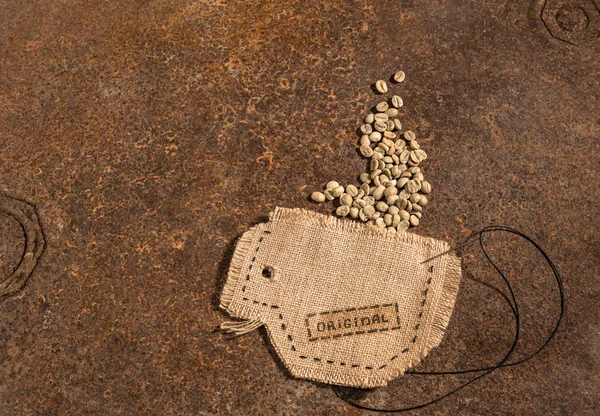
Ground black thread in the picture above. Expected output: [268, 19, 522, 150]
[333, 226, 565, 413]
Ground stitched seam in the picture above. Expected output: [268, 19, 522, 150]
[239, 230, 295, 352]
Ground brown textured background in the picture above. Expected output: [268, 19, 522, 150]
[0, 0, 598, 414]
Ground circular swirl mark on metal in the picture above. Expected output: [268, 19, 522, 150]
[542, 0, 600, 44]
[0, 193, 45, 301]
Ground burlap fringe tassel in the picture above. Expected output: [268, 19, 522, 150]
[221, 319, 263, 336]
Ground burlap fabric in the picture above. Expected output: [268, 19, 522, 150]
[220, 207, 461, 388]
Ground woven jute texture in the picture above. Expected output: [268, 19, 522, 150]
[220, 207, 462, 388]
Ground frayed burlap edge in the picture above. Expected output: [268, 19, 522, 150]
[219, 225, 259, 313]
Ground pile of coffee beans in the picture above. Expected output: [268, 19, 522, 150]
[310, 72, 432, 233]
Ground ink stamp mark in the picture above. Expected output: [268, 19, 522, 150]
[305, 303, 400, 342]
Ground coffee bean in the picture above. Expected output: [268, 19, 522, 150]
[403, 130, 416, 141]
[375, 80, 388, 93]
[383, 214, 393, 226]
[406, 180, 420, 193]
[363, 205, 376, 218]
[326, 181, 339, 190]
[387, 195, 400, 206]
[376, 101, 389, 112]
[385, 108, 398, 118]
[384, 186, 398, 198]
[374, 113, 389, 122]
[332, 186, 345, 197]
[399, 210, 410, 221]
[372, 185, 385, 201]
[396, 198, 408, 210]
[409, 193, 421, 204]
[369, 131, 382, 142]
[360, 144, 374, 157]
[311, 192, 326, 202]
[336, 205, 350, 217]
[340, 194, 353, 207]
[375, 202, 388, 213]
[399, 150, 410, 164]
[374, 120, 387, 132]
[346, 185, 358, 197]
[397, 220, 410, 232]
[393, 71, 406, 83]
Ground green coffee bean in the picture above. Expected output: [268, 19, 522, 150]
[393, 71, 406, 83]
[375, 80, 388, 93]
[376, 101, 389, 112]
[311, 192, 326, 202]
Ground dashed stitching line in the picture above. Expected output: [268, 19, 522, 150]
[298, 271, 435, 370]
[241, 297, 280, 309]
[244, 234, 265, 282]
[239, 230, 296, 353]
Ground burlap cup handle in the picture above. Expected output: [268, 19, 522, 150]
[220, 207, 461, 388]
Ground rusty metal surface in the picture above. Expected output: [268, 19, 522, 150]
[0, 0, 598, 414]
